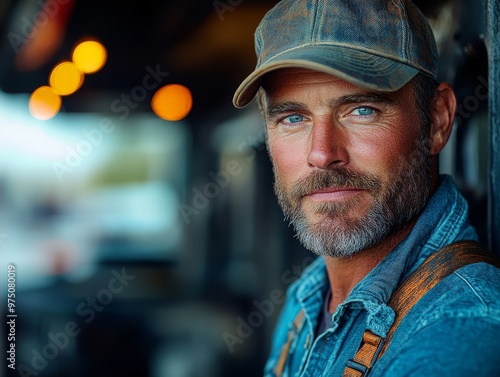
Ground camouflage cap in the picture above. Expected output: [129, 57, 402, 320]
[233, 0, 437, 108]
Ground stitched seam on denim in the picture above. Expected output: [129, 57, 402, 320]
[454, 270, 488, 310]
[454, 265, 500, 308]
[394, 273, 495, 338]
[410, 312, 500, 344]
[415, 271, 494, 325]
[414, 306, 494, 331]
[348, 290, 384, 305]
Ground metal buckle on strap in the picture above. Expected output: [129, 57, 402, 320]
[345, 359, 369, 375]
[344, 331, 385, 377]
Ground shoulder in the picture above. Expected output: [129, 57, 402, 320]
[452, 262, 500, 310]
[374, 262, 500, 376]
[418, 262, 500, 321]
[402, 260, 500, 333]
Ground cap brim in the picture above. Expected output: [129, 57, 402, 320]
[233, 45, 419, 108]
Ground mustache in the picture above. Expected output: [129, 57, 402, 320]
[286, 168, 382, 198]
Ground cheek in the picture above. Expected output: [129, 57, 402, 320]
[350, 129, 418, 180]
[268, 138, 305, 183]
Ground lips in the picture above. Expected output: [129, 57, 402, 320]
[306, 187, 364, 201]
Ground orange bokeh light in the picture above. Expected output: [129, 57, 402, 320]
[152, 84, 193, 121]
[72, 40, 107, 74]
[29, 86, 62, 120]
[49, 61, 84, 96]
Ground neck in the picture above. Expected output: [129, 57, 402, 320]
[323, 219, 417, 313]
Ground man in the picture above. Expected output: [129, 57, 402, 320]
[233, 0, 500, 376]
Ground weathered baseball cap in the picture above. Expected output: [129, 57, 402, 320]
[233, 0, 438, 108]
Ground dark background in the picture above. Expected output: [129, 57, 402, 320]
[0, 0, 492, 376]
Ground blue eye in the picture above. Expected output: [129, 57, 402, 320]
[352, 107, 374, 116]
[285, 114, 304, 123]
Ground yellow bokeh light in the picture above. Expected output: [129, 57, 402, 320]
[152, 84, 193, 121]
[29, 86, 62, 120]
[49, 61, 84, 96]
[72, 40, 107, 74]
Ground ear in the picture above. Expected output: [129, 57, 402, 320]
[429, 82, 456, 156]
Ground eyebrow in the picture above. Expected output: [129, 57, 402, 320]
[265, 92, 395, 120]
[335, 92, 395, 106]
[265, 101, 306, 119]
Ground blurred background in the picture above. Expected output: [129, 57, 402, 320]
[0, 0, 496, 376]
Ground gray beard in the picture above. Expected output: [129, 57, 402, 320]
[272, 130, 432, 259]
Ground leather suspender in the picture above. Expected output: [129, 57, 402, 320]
[343, 240, 500, 377]
[274, 241, 499, 377]
[274, 309, 305, 376]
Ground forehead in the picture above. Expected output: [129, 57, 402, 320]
[264, 68, 352, 89]
[262, 68, 413, 102]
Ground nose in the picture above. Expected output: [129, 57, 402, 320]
[307, 119, 349, 169]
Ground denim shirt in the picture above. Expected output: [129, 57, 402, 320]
[264, 175, 500, 376]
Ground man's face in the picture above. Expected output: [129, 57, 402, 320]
[262, 68, 432, 258]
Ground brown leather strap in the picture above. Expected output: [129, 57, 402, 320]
[274, 309, 305, 377]
[343, 240, 499, 377]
